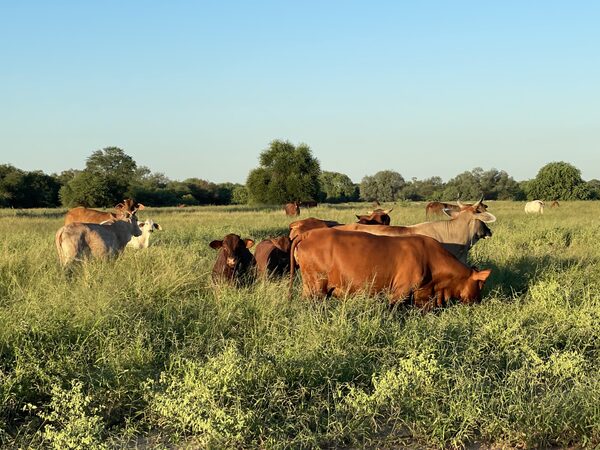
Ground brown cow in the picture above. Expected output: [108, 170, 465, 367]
[336, 200, 495, 264]
[290, 228, 491, 309]
[65, 198, 144, 225]
[284, 202, 300, 216]
[55, 213, 142, 266]
[254, 236, 292, 277]
[209, 234, 255, 284]
[551, 200, 560, 208]
[289, 217, 341, 240]
[356, 208, 392, 225]
[425, 199, 488, 220]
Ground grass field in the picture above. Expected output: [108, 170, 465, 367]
[1, 201, 599, 448]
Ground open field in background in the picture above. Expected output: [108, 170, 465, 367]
[1, 201, 599, 448]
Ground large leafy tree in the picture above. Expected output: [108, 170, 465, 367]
[60, 147, 138, 207]
[246, 140, 321, 204]
[526, 162, 591, 200]
[359, 170, 405, 202]
[0, 165, 61, 208]
[318, 171, 358, 203]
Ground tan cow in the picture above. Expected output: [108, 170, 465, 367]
[55, 214, 142, 266]
[64, 198, 144, 225]
[335, 200, 495, 264]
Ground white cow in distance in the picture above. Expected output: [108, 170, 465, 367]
[127, 219, 163, 249]
[525, 200, 545, 215]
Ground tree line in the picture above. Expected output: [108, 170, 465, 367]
[1, 141, 599, 209]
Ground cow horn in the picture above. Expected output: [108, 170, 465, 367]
[473, 196, 483, 208]
[383, 208, 393, 214]
[456, 199, 465, 208]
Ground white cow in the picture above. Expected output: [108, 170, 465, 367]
[55, 215, 142, 266]
[127, 219, 162, 249]
[525, 200, 545, 215]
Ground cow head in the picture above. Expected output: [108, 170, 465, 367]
[457, 197, 488, 213]
[459, 268, 492, 304]
[210, 234, 255, 272]
[270, 236, 292, 254]
[139, 219, 162, 233]
[356, 208, 392, 225]
[115, 198, 145, 214]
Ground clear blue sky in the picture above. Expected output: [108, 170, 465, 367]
[1, 1, 598, 183]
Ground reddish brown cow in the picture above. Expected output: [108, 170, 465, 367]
[356, 208, 392, 225]
[289, 217, 341, 240]
[209, 234, 255, 284]
[425, 199, 488, 219]
[284, 202, 300, 216]
[551, 200, 560, 208]
[254, 236, 292, 277]
[65, 198, 144, 225]
[290, 228, 491, 309]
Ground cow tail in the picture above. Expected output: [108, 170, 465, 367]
[288, 235, 302, 299]
[55, 228, 65, 266]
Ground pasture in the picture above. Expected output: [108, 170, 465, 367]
[0, 201, 599, 448]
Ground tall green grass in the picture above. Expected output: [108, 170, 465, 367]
[0, 201, 599, 448]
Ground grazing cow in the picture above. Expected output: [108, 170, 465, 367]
[356, 208, 392, 225]
[127, 219, 162, 249]
[551, 200, 560, 208]
[284, 202, 300, 216]
[525, 200, 544, 215]
[65, 198, 144, 225]
[254, 236, 292, 277]
[209, 234, 255, 284]
[289, 217, 342, 240]
[300, 200, 318, 208]
[290, 228, 491, 309]
[335, 200, 495, 264]
[55, 214, 142, 266]
[425, 199, 488, 219]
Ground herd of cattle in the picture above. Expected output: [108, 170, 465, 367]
[53, 197, 554, 310]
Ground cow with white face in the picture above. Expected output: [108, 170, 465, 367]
[525, 200, 544, 215]
[127, 219, 163, 249]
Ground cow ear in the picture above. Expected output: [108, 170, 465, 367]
[115, 202, 125, 210]
[153, 222, 162, 230]
[137, 203, 145, 210]
[475, 212, 496, 223]
[472, 268, 492, 282]
[138, 222, 146, 228]
[244, 239, 255, 249]
[209, 240, 223, 249]
[271, 237, 291, 253]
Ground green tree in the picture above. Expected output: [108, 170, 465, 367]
[318, 171, 358, 202]
[231, 185, 249, 204]
[59, 171, 113, 207]
[60, 147, 138, 207]
[400, 176, 445, 201]
[359, 170, 405, 202]
[0, 165, 61, 208]
[246, 140, 321, 204]
[527, 162, 591, 200]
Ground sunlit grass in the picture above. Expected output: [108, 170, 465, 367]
[0, 201, 599, 448]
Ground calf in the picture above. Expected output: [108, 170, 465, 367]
[127, 219, 162, 249]
[290, 228, 491, 310]
[55, 214, 142, 266]
[284, 202, 300, 216]
[254, 236, 292, 277]
[209, 234, 255, 284]
[525, 200, 544, 215]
